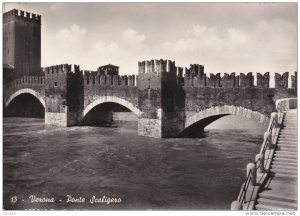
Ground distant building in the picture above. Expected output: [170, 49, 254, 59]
[97, 64, 119, 76]
[3, 9, 41, 82]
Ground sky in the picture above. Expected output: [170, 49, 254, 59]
[4, 2, 297, 76]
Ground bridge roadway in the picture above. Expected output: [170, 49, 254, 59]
[3, 60, 297, 138]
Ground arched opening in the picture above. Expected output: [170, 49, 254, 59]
[178, 114, 229, 137]
[81, 102, 138, 127]
[4, 93, 45, 118]
[179, 106, 269, 138]
[179, 114, 268, 137]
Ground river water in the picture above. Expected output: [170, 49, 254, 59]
[3, 113, 266, 210]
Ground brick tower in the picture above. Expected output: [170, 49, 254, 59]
[44, 64, 84, 126]
[3, 9, 41, 81]
[137, 59, 186, 138]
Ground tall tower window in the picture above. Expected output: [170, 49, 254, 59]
[7, 49, 9, 54]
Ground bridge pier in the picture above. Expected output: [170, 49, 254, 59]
[44, 65, 84, 126]
[137, 60, 186, 138]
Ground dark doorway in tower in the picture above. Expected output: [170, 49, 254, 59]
[4, 93, 45, 118]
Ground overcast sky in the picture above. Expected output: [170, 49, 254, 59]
[4, 2, 297, 76]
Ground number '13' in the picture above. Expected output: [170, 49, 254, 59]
[11, 196, 17, 203]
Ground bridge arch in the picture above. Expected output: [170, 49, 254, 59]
[180, 105, 270, 137]
[83, 96, 142, 118]
[5, 88, 45, 108]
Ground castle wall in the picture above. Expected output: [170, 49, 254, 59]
[136, 59, 297, 137]
[3, 76, 45, 105]
[82, 71, 138, 126]
[183, 87, 296, 119]
[3, 60, 297, 137]
[83, 74, 138, 110]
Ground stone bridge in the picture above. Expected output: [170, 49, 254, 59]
[3, 60, 297, 138]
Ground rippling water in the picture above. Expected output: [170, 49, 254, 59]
[3, 113, 266, 210]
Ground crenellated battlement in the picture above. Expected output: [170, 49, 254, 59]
[257, 72, 269, 88]
[182, 71, 295, 89]
[3, 9, 41, 24]
[291, 72, 297, 89]
[275, 72, 289, 89]
[41, 64, 137, 87]
[138, 59, 177, 75]
[43, 64, 73, 75]
[206, 73, 221, 87]
[239, 72, 254, 88]
[138, 59, 296, 89]
[221, 72, 236, 88]
[5, 75, 45, 89]
[185, 64, 204, 77]
[5, 62, 297, 90]
[84, 74, 135, 86]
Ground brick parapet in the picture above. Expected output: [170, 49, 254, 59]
[3, 9, 41, 24]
